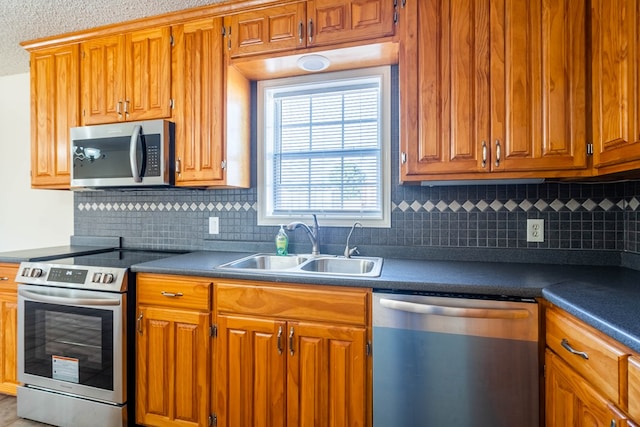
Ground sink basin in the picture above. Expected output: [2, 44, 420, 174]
[219, 254, 309, 270]
[299, 257, 381, 276]
[217, 253, 383, 277]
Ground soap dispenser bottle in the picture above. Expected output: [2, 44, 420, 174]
[275, 225, 288, 256]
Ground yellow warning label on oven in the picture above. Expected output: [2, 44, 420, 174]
[52, 355, 79, 383]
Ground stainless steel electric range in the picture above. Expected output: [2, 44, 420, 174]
[15, 249, 183, 427]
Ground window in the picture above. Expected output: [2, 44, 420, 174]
[258, 66, 391, 228]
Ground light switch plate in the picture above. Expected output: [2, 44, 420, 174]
[526, 219, 544, 242]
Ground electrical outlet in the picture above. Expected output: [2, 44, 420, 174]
[209, 217, 220, 235]
[526, 219, 544, 242]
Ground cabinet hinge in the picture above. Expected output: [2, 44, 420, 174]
[221, 160, 227, 169]
[211, 325, 217, 338]
[587, 143, 593, 156]
[366, 341, 372, 357]
[209, 413, 217, 426]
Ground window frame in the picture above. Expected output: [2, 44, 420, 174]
[257, 66, 391, 228]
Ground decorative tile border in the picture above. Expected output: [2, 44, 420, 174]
[76, 197, 639, 213]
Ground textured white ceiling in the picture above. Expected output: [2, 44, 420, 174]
[0, 0, 226, 76]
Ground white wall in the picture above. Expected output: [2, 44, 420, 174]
[0, 73, 73, 251]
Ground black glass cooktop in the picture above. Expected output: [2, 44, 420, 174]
[50, 249, 186, 269]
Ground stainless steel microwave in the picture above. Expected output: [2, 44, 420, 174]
[70, 120, 174, 189]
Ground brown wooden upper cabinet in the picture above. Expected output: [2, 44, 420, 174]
[400, 0, 588, 182]
[172, 18, 250, 188]
[80, 27, 172, 125]
[29, 45, 80, 189]
[591, 0, 640, 175]
[225, 0, 396, 58]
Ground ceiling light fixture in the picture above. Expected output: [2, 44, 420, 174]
[297, 54, 330, 72]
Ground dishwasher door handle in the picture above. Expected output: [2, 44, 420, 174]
[378, 298, 530, 319]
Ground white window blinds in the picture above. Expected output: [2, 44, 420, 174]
[273, 83, 381, 213]
[258, 67, 391, 228]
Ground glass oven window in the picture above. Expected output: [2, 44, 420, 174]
[23, 301, 114, 391]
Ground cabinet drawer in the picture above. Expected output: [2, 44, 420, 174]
[0, 264, 18, 293]
[137, 274, 212, 310]
[629, 356, 640, 420]
[215, 281, 370, 326]
[546, 306, 628, 403]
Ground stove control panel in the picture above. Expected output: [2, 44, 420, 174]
[16, 262, 127, 292]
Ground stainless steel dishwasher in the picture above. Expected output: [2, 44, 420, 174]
[373, 291, 540, 427]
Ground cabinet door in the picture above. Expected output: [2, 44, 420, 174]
[490, 0, 587, 173]
[400, 0, 587, 181]
[214, 314, 286, 427]
[591, 0, 640, 173]
[125, 26, 172, 121]
[400, 0, 491, 178]
[0, 292, 18, 395]
[307, 0, 396, 47]
[287, 321, 367, 427]
[173, 18, 225, 186]
[546, 350, 629, 427]
[81, 28, 171, 125]
[226, 3, 306, 58]
[81, 35, 126, 124]
[136, 305, 210, 427]
[30, 45, 79, 188]
[630, 356, 640, 422]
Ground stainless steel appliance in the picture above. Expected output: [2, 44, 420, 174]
[70, 119, 174, 189]
[373, 291, 540, 427]
[16, 250, 180, 427]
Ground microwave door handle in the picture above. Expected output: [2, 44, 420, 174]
[18, 289, 121, 307]
[129, 124, 143, 183]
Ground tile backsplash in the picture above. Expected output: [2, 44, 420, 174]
[73, 65, 640, 258]
[73, 181, 639, 255]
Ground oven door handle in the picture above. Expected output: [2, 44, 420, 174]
[18, 289, 121, 307]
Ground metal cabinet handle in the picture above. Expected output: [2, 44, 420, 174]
[289, 327, 295, 356]
[116, 100, 122, 116]
[610, 420, 616, 427]
[0, 277, 8, 281]
[124, 100, 130, 115]
[481, 141, 487, 168]
[227, 26, 232, 50]
[561, 338, 589, 360]
[175, 158, 181, 175]
[161, 291, 184, 298]
[298, 21, 304, 44]
[277, 326, 283, 355]
[495, 140, 501, 167]
[137, 312, 143, 335]
[308, 19, 314, 44]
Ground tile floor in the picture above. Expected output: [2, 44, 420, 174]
[0, 395, 49, 427]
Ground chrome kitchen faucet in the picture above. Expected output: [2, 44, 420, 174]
[286, 214, 320, 255]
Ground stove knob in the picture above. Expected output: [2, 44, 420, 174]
[30, 268, 43, 278]
[92, 273, 103, 283]
[102, 273, 115, 284]
[21, 268, 30, 277]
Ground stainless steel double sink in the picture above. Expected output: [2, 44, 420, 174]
[217, 253, 383, 278]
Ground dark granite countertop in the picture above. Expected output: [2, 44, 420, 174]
[0, 245, 116, 263]
[543, 281, 640, 354]
[131, 250, 640, 353]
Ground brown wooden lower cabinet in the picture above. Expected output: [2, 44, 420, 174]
[0, 263, 19, 396]
[213, 280, 371, 427]
[546, 349, 630, 427]
[545, 306, 640, 427]
[136, 274, 212, 427]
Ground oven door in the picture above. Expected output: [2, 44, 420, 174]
[17, 284, 126, 405]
